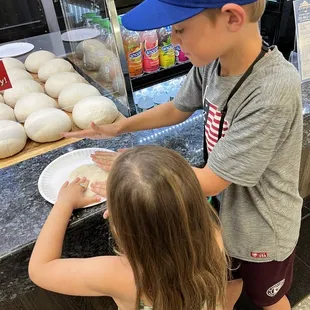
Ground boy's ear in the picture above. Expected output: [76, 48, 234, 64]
[221, 4, 247, 32]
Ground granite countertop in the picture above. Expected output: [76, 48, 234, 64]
[0, 111, 204, 302]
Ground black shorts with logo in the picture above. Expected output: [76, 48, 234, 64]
[231, 249, 296, 307]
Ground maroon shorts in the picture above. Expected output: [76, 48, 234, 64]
[231, 249, 296, 307]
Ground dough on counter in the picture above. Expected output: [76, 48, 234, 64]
[25, 50, 56, 73]
[45, 72, 86, 98]
[4, 79, 44, 108]
[38, 58, 74, 82]
[24, 108, 72, 143]
[76, 39, 107, 59]
[1, 58, 25, 70]
[14, 93, 57, 123]
[0, 94, 4, 103]
[7, 68, 34, 84]
[72, 96, 118, 129]
[69, 164, 108, 198]
[58, 83, 100, 112]
[0, 120, 27, 159]
[0, 103, 16, 121]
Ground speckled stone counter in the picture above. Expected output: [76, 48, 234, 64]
[0, 111, 204, 303]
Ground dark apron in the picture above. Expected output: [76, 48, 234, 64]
[203, 43, 269, 211]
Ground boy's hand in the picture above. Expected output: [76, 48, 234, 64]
[61, 122, 119, 140]
[90, 181, 107, 198]
[57, 178, 100, 210]
[90, 181, 109, 219]
[91, 149, 127, 171]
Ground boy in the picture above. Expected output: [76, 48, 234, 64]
[64, 0, 303, 309]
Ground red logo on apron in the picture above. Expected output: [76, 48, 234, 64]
[0, 61, 12, 91]
[205, 102, 229, 153]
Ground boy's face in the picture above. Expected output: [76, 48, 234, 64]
[171, 9, 242, 67]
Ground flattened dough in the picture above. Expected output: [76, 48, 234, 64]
[69, 164, 108, 197]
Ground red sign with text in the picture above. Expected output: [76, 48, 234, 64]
[0, 60, 12, 91]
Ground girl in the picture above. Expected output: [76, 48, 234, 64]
[29, 146, 227, 310]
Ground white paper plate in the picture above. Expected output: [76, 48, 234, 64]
[61, 29, 100, 42]
[0, 42, 34, 58]
[38, 148, 114, 208]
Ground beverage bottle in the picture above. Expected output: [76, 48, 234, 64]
[157, 26, 175, 69]
[122, 29, 143, 77]
[140, 30, 159, 73]
[174, 44, 188, 63]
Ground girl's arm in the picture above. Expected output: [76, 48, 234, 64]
[28, 178, 124, 297]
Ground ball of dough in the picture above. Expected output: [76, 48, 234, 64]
[7, 68, 34, 84]
[76, 39, 107, 59]
[24, 108, 72, 143]
[14, 93, 57, 123]
[25, 50, 56, 73]
[98, 59, 121, 83]
[58, 83, 100, 112]
[112, 74, 126, 96]
[0, 94, 4, 103]
[83, 49, 116, 71]
[45, 72, 86, 98]
[1, 58, 25, 70]
[38, 58, 74, 82]
[0, 120, 27, 159]
[69, 164, 108, 198]
[4, 79, 44, 108]
[72, 96, 118, 129]
[0, 103, 16, 121]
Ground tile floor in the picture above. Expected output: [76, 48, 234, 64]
[235, 204, 310, 309]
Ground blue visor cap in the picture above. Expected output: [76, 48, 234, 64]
[122, 0, 257, 31]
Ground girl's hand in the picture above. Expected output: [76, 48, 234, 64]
[57, 178, 100, 210]
[91, 148, 128, 172]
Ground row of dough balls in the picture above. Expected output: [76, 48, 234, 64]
[0, 52, 115, 113]
[1, 85, 118, 123]
[0, 94, 119, 159]
[2, 56, 87, 107]
[0, 53, 119, 159]
[0, 57, 119, 124]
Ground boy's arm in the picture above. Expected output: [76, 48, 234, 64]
[63, 66, 205, 139]
[193, 166, 231, 196]
[63, 101, 193, 139]
[117, 101, 193, 134]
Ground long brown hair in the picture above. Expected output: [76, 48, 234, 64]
[107, 146, 227, 310]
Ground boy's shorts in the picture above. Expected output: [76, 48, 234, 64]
[231, 249, 296, 308]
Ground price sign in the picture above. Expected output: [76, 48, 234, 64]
[294, 0, 310, 82]
[0, 60, 12, 91]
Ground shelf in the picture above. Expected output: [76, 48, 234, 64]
[130, 61, 192, 91]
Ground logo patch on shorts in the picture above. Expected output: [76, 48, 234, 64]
[266, 279, 285, 297]
[251, 252, 268, 258]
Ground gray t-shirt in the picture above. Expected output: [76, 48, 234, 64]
[174, 47, 303, 262]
